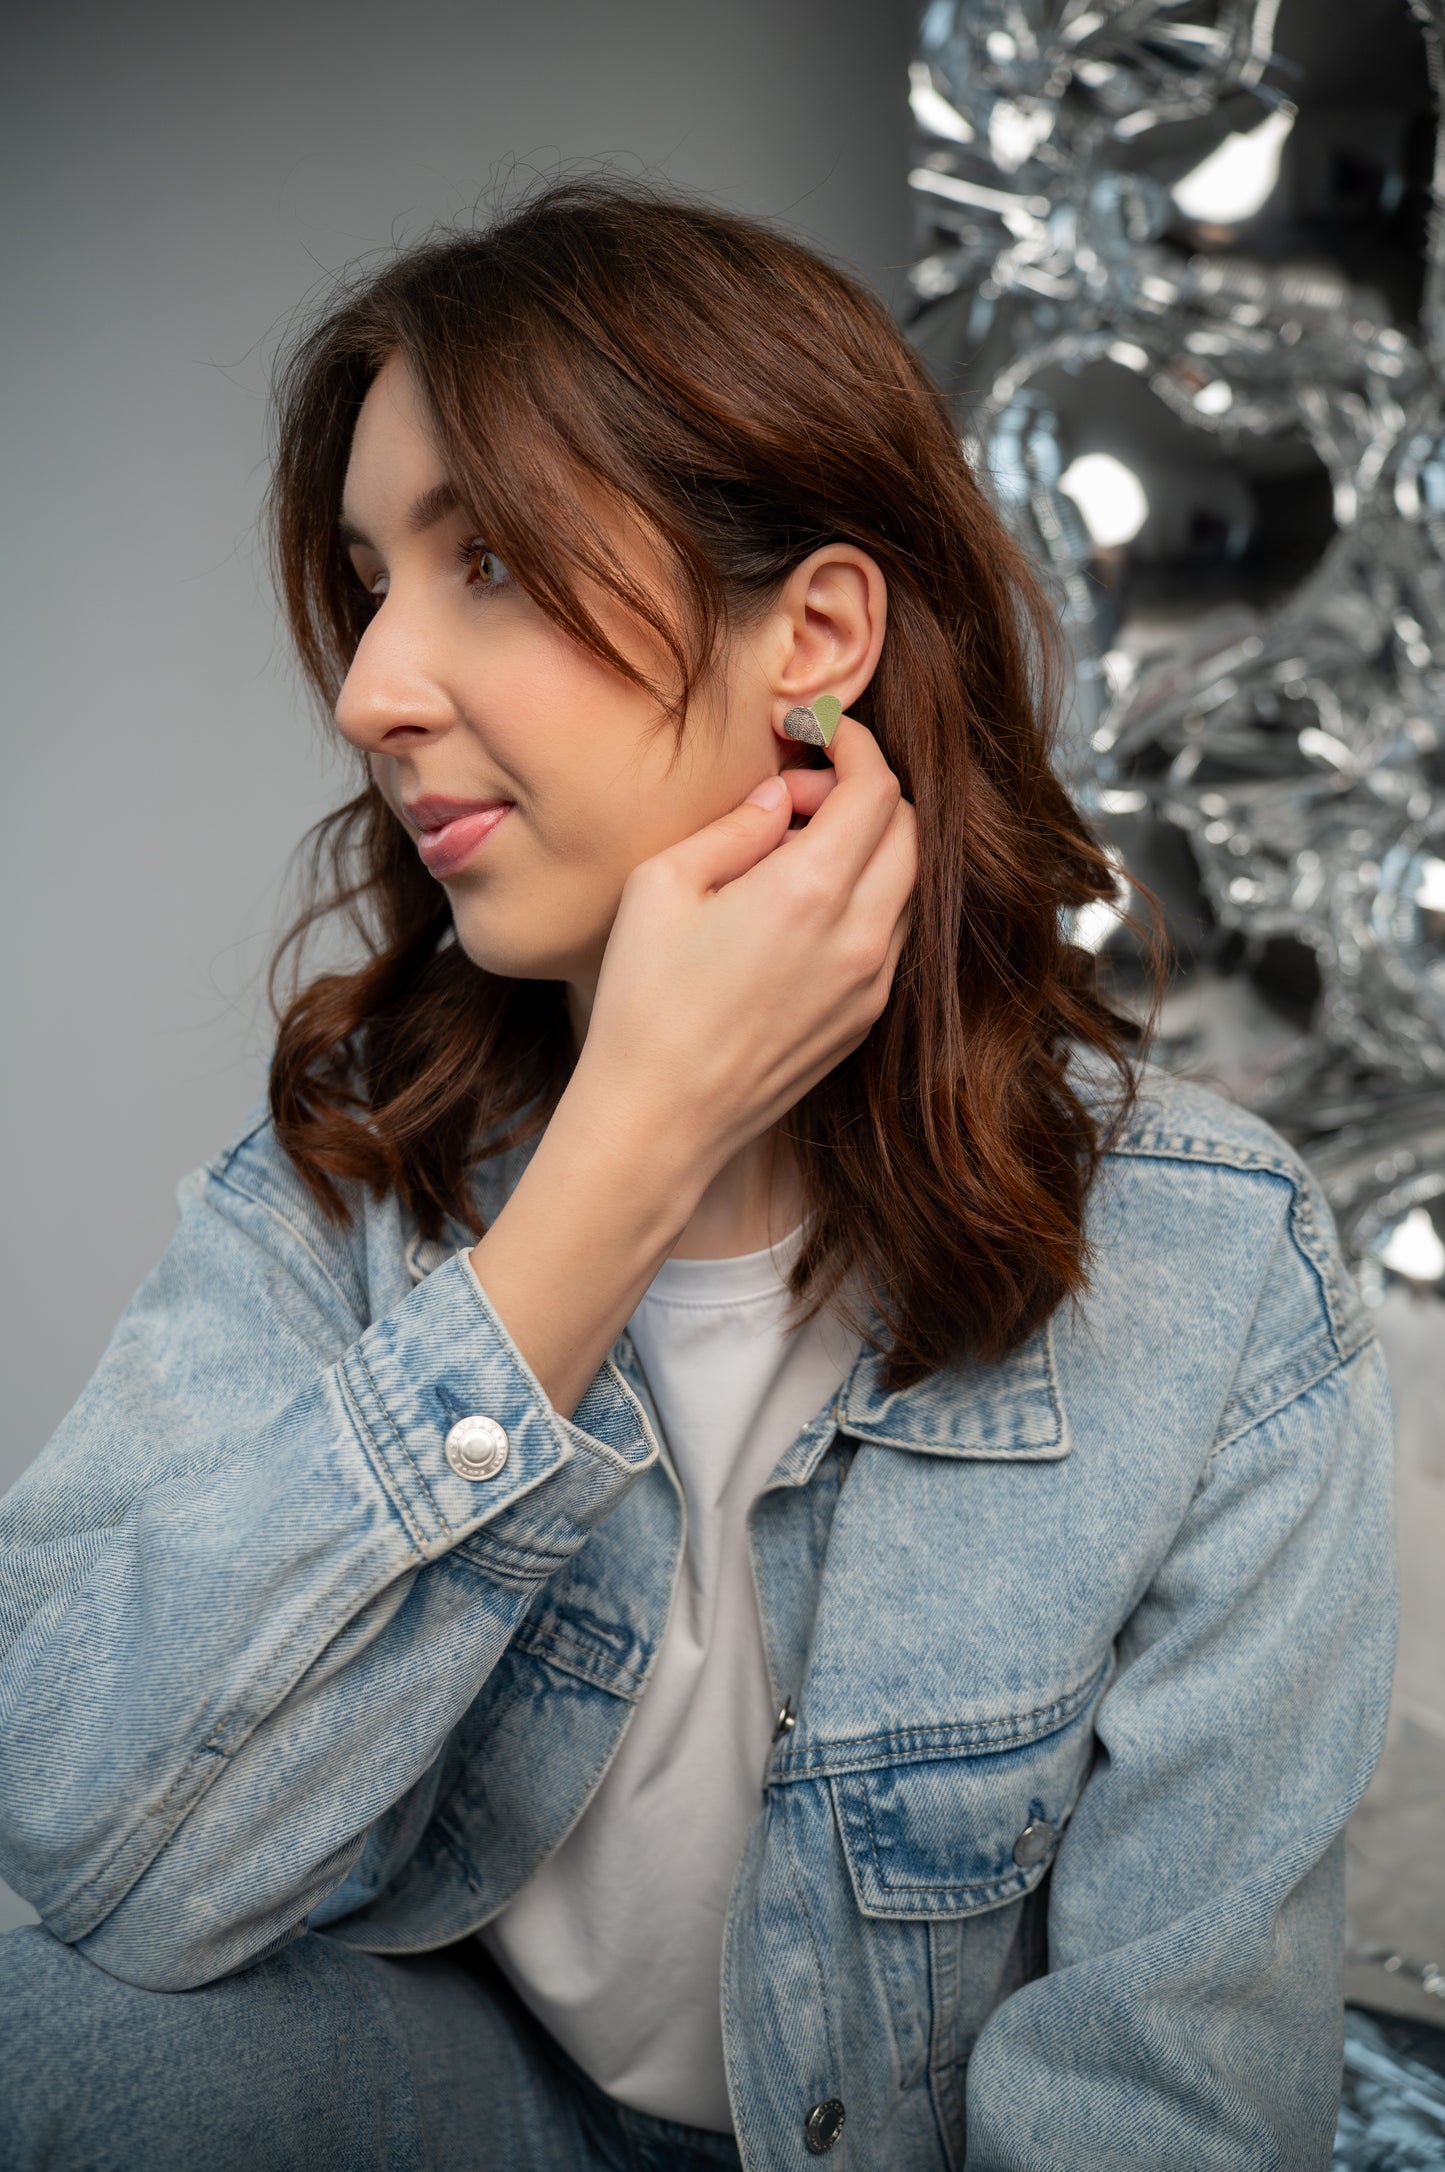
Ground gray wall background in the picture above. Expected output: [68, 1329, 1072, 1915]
[0, 0, 915, 1930]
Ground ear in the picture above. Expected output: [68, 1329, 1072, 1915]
[766, 545, 888, 739]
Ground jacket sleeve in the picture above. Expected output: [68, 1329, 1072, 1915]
[964, 1169, 1399, 2171]
[0, 1114, 659, 1991]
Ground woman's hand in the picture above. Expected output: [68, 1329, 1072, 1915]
[575, 713, 918, 1190]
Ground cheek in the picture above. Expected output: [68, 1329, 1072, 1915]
[496, 661, 668, 845]
[472, 635, 607, 784]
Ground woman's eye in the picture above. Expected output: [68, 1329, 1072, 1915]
[457, 539, 510, 593]
[348, 560, 387, 611]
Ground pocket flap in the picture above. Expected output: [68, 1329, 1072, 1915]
[829, 1692, 1097, 1920]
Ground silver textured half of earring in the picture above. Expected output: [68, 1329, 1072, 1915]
[781, 694, 843, 750]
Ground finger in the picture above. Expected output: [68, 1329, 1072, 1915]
[772, 711, 885, 791]
[778, 764, 839, 821]
[785, 714, 903, 889]
[883, 888, 914, 982]
[812, 710, 876, 777]
[841, 794, 919, 947]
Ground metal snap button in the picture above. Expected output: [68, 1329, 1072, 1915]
[1012, 1819, 1056, 1868]
[772, 1697, 797, 1742]
[444, 1415, 510, 1481]
[804, 2098, 845, 2154]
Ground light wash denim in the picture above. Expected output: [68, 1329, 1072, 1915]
[0, 1057, 1398, 2170]
[0, 1921, 743, 2169]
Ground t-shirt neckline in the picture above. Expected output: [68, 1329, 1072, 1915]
[636, 1219, 809, 1309]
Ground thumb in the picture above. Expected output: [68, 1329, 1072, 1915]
[665, 773, 792, 893]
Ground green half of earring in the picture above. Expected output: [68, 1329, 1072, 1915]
[781, 693, 843, 750]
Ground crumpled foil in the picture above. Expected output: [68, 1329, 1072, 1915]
[904, 0, 1445, 1313]
[1336, 2008, 1445, 2168]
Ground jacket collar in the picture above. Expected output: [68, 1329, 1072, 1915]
[610, 1295, 1071, 1495]
[834, 1304, 1070, 1462]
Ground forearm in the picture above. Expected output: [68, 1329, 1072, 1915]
[469, 1063, 705, 1422]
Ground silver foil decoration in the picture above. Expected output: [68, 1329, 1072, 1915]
[904, 0, 1445, 1302]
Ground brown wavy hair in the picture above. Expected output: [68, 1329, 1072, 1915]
[263, 170, 1165, 1392]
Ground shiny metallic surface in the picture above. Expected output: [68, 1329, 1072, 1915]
[1305, 1102, 1445, 1319]
[1012, 1819, 1057, 1869]
[904, 0, 1445, 1283]
[782, 705, 830, 749]
[803, 2098, 846, 2154]
[443, 1414, 510, 1482]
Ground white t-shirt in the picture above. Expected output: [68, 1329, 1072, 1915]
[475, 1219, 864, 2131]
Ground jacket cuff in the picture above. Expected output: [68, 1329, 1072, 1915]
[339, 1247, 659, 1560]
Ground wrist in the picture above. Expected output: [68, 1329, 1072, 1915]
[558, 1053, 713, 1228]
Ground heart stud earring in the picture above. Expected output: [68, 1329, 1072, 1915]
[781, 694, 843, 751]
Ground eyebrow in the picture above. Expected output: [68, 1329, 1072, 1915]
[337, 479, 463, 552]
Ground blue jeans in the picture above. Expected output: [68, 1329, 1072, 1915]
[0, 1924, 745, 2170]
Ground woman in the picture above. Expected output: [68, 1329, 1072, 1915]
[0, 174, 1396, 2170]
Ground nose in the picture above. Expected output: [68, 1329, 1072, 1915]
[333, 607, 457, 757]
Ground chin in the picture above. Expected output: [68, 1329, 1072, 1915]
[447, 907, 564, 984]
[449, 918, 527, 979]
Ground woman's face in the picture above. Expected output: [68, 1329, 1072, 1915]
[334, 353, 790, 1039]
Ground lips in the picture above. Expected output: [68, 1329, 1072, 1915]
[410, 801, 514, 878]
[403, 793, 512, 831]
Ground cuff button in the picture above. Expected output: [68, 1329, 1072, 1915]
[1012, 1819, 1056, 1868]
[444, 1414, 510, 1481]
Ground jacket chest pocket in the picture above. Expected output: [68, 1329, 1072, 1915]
[826, 1659, 1108, 1921]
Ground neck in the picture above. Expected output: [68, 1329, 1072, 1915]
[564, 977, 805, 1262]
[668, 1129, 807, 1260]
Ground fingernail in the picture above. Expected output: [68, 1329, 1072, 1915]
[745, 776, 787, 809]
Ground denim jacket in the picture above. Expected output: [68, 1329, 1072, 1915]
[0, 1060, 1397, 2170]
